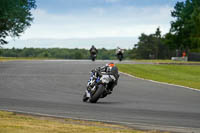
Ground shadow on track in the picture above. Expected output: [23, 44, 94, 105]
[93, 101, 122, 105]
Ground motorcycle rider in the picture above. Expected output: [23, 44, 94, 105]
[83, 63, 119, 102]
[116, 47, 124, 60]
[90, 45, 98, 58]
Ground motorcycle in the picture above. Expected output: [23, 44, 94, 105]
[83, 65, 119, 103]
[117, 53, 123, 61]
[91, 53, 97, 61]
[116, 48, 124, 61]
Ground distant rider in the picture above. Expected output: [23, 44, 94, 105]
[116, 47, 124, 59]
[90, 45, 98, 56]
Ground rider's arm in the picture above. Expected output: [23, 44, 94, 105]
[91, 66, 107, 76]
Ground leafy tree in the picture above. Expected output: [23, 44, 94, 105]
[190, 0, 200, 49]
[169, 0, 200, 50]
[133, 28, 169, 59]
[134, 33, 154, 59]
[0, 0, 36, 45]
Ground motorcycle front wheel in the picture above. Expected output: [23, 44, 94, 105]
[82, 92, 89, 102]
[89, 84, 105, 103]
[91, 56, 96, 61]
[118, 55, 123, 61]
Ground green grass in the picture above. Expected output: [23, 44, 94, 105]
[133, 59, 200, 64]
[117, 64, 200, 90]
[0, 111, 166, 133]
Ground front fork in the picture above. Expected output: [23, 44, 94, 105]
[85, 90, 91, 98]
[86, 85, 96, 98]
[86, 81, 105, 98]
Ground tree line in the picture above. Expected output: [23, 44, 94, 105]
[0, 48, 133, 60]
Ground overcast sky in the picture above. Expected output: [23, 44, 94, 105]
[6, 0, 184, 49]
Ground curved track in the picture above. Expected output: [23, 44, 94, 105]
[0, 60, 200, 132]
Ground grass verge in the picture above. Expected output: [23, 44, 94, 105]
[133, 59, 200, 64]
[0, 111, 167, 133]
[117, 64, 200, 90]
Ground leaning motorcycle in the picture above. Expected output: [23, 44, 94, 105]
[83, 65, 119, 103]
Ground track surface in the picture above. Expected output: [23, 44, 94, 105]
[0, 60, 200, 132]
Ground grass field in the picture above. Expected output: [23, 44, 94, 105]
[133, 59, 200, 64]
[0, 111, 165, 133]
[117, 64, 200, 90]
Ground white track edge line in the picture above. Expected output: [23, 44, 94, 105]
[119, 72, 200, 92]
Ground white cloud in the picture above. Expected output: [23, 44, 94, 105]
[104, 0, 121, 3]
[7, 37, 138, 49]
[22, 5, 172, 38]
[7, 5, 173, 48]
[91, 8, 106, 16]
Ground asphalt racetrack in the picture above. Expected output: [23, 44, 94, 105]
[0, 60, 200, 132]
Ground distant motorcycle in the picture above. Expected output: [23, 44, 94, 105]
[116, 48, 124, 61]
[91, 53, 97, 61]
[83, 64, 119, 103]
[117, 53, 123, 61]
